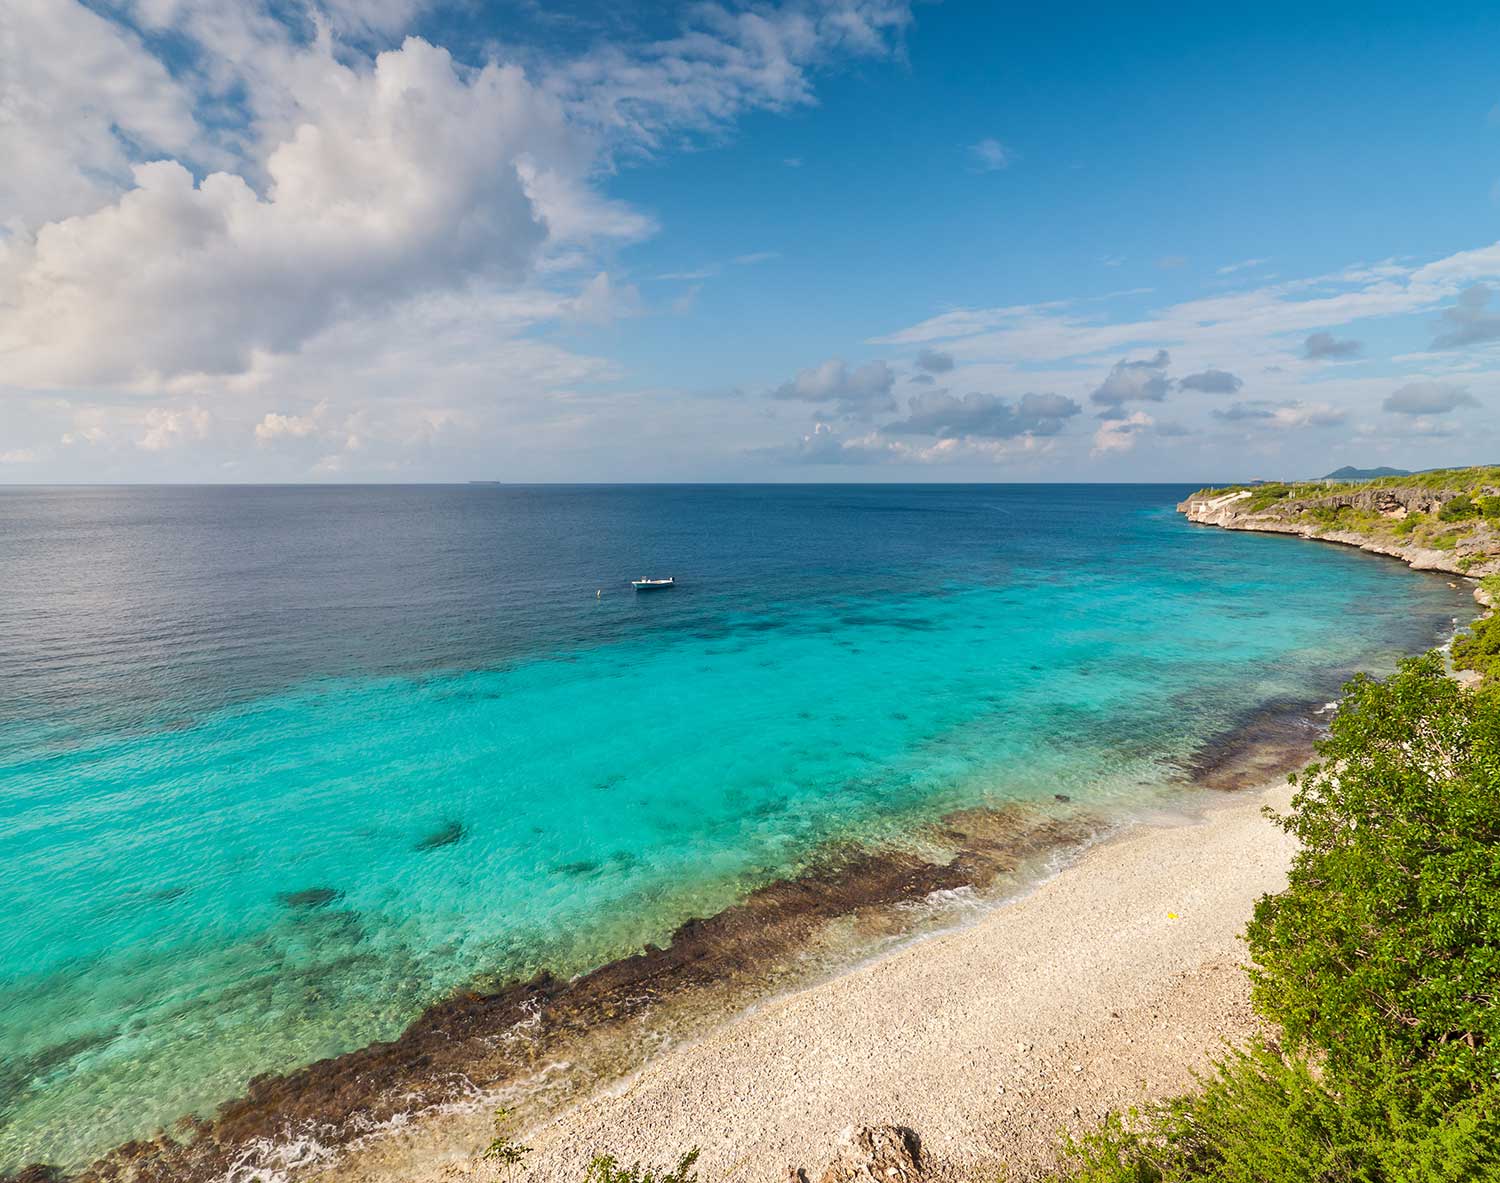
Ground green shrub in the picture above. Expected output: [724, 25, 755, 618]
[1248, 655, 1500, 1104]
[1453, 614, 1500, 682]
[1243, 484, 1292, 513]
[482, 1107, 533, 1178]
[1393, 512, 1424, 536]
[583, 1150, 699, 1183]
[1305, 504, 1349, 526]
[1049, 655, 1500, 1182]
[1478, 495, 1500, 519]
[1049, 1043, 1500, 1183]
[1440, 494, 1481, 522]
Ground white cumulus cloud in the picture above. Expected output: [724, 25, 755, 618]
[0, 37, 625, 386]
[137, 406, 212, 452]
[254, 408, 324, 442]
[0, 1, 911, 397]
[1092, 410, 1153, 455]
[0, 0, 204, 231]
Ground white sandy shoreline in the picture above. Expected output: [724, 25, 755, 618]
[327, 780, 1298, 1183]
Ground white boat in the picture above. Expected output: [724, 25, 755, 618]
[632, 577, 675, 590]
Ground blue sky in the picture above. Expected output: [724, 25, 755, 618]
[2, 0, 1500, 481]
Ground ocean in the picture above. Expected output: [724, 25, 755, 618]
[0, 484, 1472, 1173]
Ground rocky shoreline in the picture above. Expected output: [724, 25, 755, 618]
[7, 805, 1106, 1183]
[1177, 484, 1500, 586]
[9, 708, 1334, 1183]
[387, 776, 1302, 1183]
[1179, 484, 1496, 689]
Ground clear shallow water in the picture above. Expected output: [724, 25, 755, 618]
[0, 484, 1472, 1171]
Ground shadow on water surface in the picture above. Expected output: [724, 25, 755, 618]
[412, 822, 466, 853]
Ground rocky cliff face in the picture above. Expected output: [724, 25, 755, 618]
[1177, 485, 1500, 579]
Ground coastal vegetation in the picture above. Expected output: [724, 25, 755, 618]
[1453, 610, 1500, 683]
[1047, 654, 1500, 1181]
[582, 1150, 700, 1183]
[1181, 466, 1500, 577]
[1205, 465, 1500, 502]
[482, 1108, 532, 1179]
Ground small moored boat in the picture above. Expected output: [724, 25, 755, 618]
[632, 577, 675, 591]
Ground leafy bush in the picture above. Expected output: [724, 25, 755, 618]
[1453, 614, 1500, 682]
[482, 1107, 533, 1178]
[1440, 494, 1482, 522]
[1478, 495, 1500, 519]
[1248, 655, 1500, 1100]
[583, 1150, 700, 1183]
[1243, 484, 1292, 513]
[1393, 512, 1425, 536]
[1048, 655, 1500, 1182]
[1050, 1042, 1500, 1183]
[1305, 504, 1349, 526]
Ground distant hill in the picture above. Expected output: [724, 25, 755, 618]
[1321, 465, 1411, 481]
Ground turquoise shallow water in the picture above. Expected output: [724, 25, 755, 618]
[0, 485, 1473, 1171]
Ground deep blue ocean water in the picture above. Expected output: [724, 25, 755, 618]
[0, 484, 1474, 1170]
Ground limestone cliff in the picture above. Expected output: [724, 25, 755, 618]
[1177, 473, 1500, 580]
